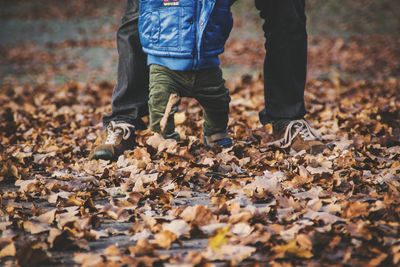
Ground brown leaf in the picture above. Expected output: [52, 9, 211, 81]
[180, 205, 216, 226]
[129, 239, 156, 257]
[154, 230, 177, 249]
[15, 179, 38, 192]
[163, 220, 190, 238]
[16, 240, 52, 266]
[0, 242, 16, 258]
[74, 252, 103, 267]
[146, 133, 178, 153]
[303, 210, 343, 225]
[36, 209, 57, 224]
[273, 239, 313, 259]
[343, 202, 370, 218]
[203, 245, 256, 263]
[104, 244, 121, 257]
[23, 220, 51, 234]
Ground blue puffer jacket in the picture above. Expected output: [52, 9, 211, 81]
[139, 0, 234, 71]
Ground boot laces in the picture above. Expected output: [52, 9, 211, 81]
[268, 119, 321, 148]
[105, 121, 134, 145]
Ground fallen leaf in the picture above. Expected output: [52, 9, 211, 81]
[273, 239, 313, 259]
[74, 252, 103, 267]
[154, 230, 177, 249]
[23, 221, 51, 234]
[180, 205, 216, 226]
[36, 209, 57, 224]
[0, 242, 16, 258]
[209, 226, 230, 251]
[203, 245, 256, 263]
[232, 223, 253, 237]
[163, 220, 190, 238]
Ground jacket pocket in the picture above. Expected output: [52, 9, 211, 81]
[139, 11, 160, 47]
[157, 8, 180, 48]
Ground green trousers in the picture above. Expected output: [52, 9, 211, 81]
[149, 64, 230, 140]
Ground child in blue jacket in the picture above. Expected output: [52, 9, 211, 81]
[139, 0, 234, 147]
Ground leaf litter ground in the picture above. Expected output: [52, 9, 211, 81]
[1, 70, 399, 266]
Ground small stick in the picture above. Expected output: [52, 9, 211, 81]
[160, 93, 180, 133]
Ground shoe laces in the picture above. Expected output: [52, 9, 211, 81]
[105, 121, 134, 145]
[268, 119, 321, 148]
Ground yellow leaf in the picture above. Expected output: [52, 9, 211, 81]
[209, 226, 230, 251]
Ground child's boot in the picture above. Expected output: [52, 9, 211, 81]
[204, 132, 233, 148]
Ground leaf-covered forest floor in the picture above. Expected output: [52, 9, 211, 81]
[1, 1, 400, 266]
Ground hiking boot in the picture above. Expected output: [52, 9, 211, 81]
[204, 132, 233, 148]
[268, 119, 325, 154]
[90, 121, 136, 160]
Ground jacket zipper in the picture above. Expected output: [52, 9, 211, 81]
[193, 0, 202, 70]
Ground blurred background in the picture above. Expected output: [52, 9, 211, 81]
[0, 0, 399, 86]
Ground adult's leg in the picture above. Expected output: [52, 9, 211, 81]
[255, 0, 325, 154]
[255, 0, 307, 124]
[103, 0, 149, 129]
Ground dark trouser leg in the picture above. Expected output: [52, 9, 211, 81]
[103, 0, 149, 129]
[255, 0, 308, 124]
[193, 68, 230, 137]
